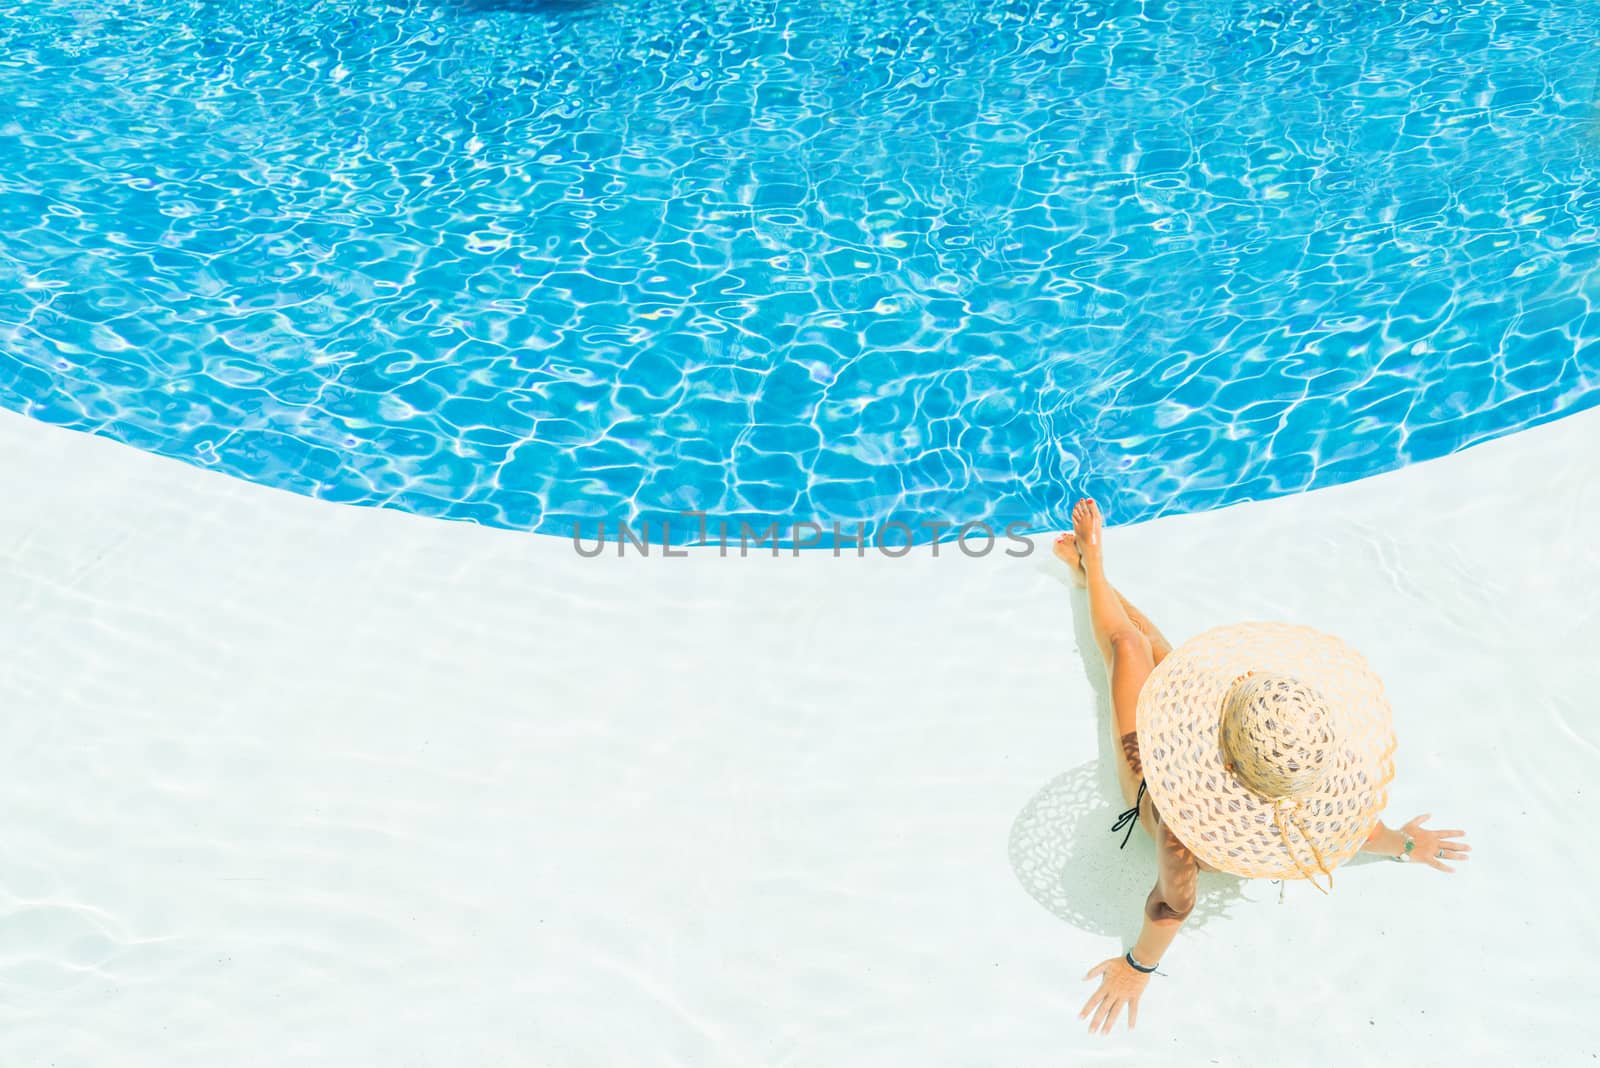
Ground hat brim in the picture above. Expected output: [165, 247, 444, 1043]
[1136, 622, 1397, 880]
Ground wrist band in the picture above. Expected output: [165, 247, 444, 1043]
[1391, 832, 1415, 863]
[1125, 951, 1158, 974]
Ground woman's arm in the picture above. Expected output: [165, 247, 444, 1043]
[1079, 825, 1197, 1034]
[1130, 908, 1186, 970]
[1079, 909, 1186, 1035]
[1362, 819, 1409, 857]
[1361, 814, 1472, 872]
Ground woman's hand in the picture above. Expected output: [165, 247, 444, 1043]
[1401, 813, 1472, 872]
[1079, 956, 1151, 1034]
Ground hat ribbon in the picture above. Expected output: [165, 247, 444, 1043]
[1272, 797, 1333, 894]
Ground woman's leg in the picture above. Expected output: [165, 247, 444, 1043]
[1063, 498, 1157, 807]
[1053, 532, 1174, 666]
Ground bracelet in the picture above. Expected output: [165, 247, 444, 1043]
[1391, 832, 1415, 863]
[1125, 951, 1158, 974]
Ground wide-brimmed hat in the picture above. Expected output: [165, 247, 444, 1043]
[1136, 622, 1397, 891]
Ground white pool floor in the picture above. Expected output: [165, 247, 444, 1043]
[0, 405, 1597, 1066]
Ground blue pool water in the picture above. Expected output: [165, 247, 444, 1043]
[1, 0, 1597, 544]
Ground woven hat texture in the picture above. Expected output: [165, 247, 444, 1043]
[1136, 622, 1397, 883]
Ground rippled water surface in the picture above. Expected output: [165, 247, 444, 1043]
[1, 0, 1597, 540]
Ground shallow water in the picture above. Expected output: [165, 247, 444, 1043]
[2, 0, 1598, 541]
[0, 402, 1596, 1065]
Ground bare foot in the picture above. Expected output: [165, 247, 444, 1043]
[1052, 533, 1087, 587]
[1070, 497, 1105, 570]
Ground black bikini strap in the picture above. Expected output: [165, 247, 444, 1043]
[1112, 779, 1146, 849]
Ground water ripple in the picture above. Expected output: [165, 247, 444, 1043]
[0, 0, 1597, 542]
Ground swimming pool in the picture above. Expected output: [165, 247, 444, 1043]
[2, 0, 1597, 543]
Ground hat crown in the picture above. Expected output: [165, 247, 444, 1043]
[1218, 672, 1338, 800]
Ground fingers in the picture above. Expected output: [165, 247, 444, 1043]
[1426, 857, 1457, 873]
[1079, 956, 1138, 1034]
[1091, 995, 1120, 1035]
[1437, 831, 1467, 841]
[1407, 813, 1432, 828]
[1128, 997, 1139, 1031]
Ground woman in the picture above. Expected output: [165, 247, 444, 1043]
[1053, 497, 1471, 1035]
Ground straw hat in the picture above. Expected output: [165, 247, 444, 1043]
[1136, 622, 1397, 892]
